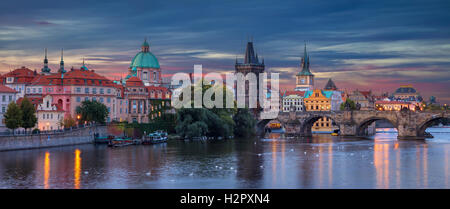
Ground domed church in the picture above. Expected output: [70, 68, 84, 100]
[125, 39, 162, 86]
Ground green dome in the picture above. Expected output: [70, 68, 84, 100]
[130, 51, 160, 68]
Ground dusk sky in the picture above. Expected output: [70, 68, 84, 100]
[0, 0, 449, 103]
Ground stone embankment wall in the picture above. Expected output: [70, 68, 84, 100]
[0, 125, 108, 151]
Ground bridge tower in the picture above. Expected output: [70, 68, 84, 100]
[235, 40, 265, 115]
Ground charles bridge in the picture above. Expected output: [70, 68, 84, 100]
[257, 110, 450, 139]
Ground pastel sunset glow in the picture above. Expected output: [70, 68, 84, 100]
[0, 0, 449, 103]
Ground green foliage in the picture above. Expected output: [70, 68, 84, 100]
[175, 108, 209, 139]
[4, 102, 22, 132]
[340, 99, 357, 110]
[233, 108, 256, 138]
[61, 114, 76, 128]
[175, 82, 239, 139]
[76, 100, 109, 124]
[20, 97, 37, 130]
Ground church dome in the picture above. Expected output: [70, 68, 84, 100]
[129, 39, 160, 69]
[395, 86, 417, 94]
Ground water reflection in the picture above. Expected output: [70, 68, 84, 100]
[74, 149, 81, 189]
[374, 142, 390, 188]
[0, 128, 448, 189]
[44, 152, 50, 189]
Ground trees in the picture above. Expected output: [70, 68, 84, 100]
[175, 108, 209, 139]
[4, 102, 22, 134]
[175, 81, 238, 139]
[20, 97, 37, 131]
[233, 108, 256, 138]
[340, 99, 357, 111]
[59, 114, 76, 128]
[76, 100, 109, 124]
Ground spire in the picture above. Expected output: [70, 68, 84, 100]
[298, 43, 313, 76]
[141, 37, 150, 52]
[41, 48, 51, 73]
[59, 48, 66, 73]
[81, 57, 88, 71]
[244, 41, 258, 64]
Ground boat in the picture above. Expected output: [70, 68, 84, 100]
[423, 132, 434, 138]
[94, 135, 115, 144]
[142, 130, 168, 145]
[331, 129, 340, 136]
[108, 137, 134, 147]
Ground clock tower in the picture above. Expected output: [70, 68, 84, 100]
[295, 44, 314, 92]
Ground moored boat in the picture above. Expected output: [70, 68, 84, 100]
[142, 130, 168, 145]
[94, 135, 115, 144]
[108, 137, 134, 147]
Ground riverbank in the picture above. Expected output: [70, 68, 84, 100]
[0, 125, 107, 152]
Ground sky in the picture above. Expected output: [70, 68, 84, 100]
[0, 0, 449, 103]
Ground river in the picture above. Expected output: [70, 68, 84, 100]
[0, 127, 449, 189]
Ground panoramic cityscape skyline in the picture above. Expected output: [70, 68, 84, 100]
[0, 0, 449, 103]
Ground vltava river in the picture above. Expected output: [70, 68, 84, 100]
[0, 128, 449, 189]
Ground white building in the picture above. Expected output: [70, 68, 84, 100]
[36, 95, 65, 131]
[0, 85, 18, 131]
[282, 91, 305, 112]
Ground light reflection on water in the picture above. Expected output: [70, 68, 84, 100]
[0, 128, 449, 189]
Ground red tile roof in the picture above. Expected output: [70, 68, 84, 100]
[284, 91, 305, 97]
[27, 69, 117, 87]
[16, 97, 43, 110]
[2, 67, 36, 84]
[147, 86, 171, 99]
[126, 76, 145, 87]
[0, 85, 17, 93]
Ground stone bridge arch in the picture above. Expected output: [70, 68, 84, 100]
[356, 116, 397, 136]
[299, 113, 340, 137]
[416, 112, 450, 137]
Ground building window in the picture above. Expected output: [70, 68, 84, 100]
[100, 88, 104, 94]
[85, 97, 89, 101]
[8, 96, 12, 101]
[92, 88, 97, 94]
[2, 106, 5, 113]
[107, 97, 111, 103]
[85, 88, 89, 94]
[100, 97, 104, 103]
[2, 96, 5, 102]
[107, 88, 111, 94]
[76, 87, 81, 93]
[76, 97, 81, 102]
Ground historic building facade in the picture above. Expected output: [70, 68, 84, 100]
[0, 40, 172, 131]
[347, 90, 374, 110]
[281, 91, 305, 112]
[36, 95, 64, 131]
[304, 89, 343, 132]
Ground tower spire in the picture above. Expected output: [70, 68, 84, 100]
[41, 48, 51, 74]
[59, 48, 65, 73]
[142, 37, 150, 52]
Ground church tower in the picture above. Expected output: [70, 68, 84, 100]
[295, 44, 314, 91]
[58, 49, 66, 74]
[41, 48, 51, 75]
[235, 41, 265, 111]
